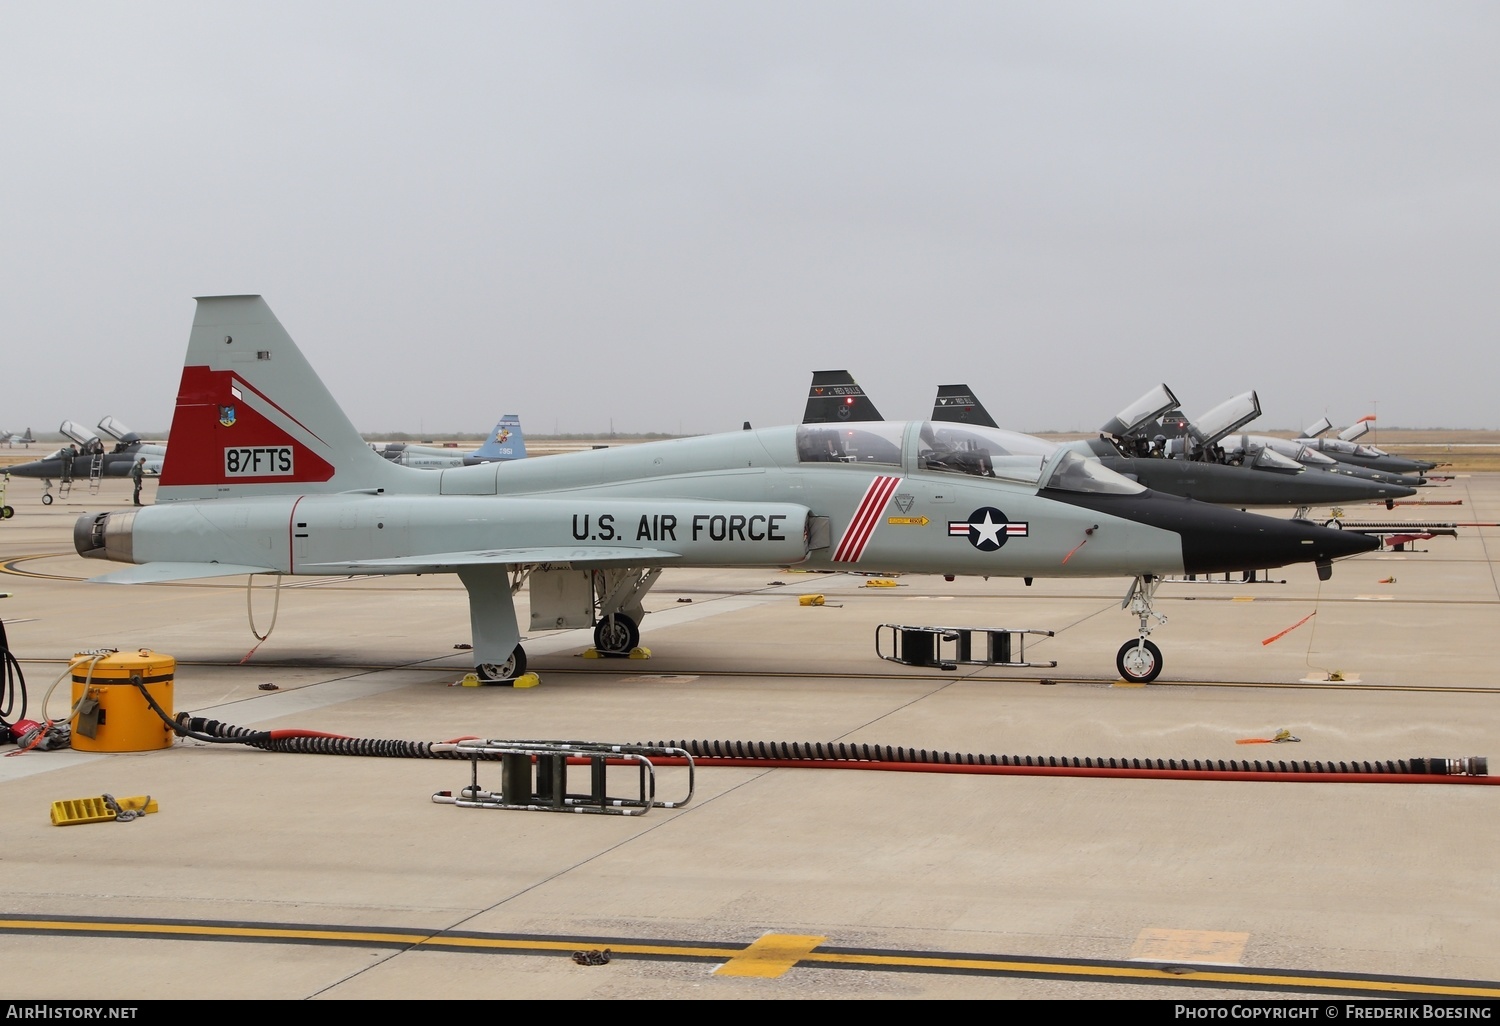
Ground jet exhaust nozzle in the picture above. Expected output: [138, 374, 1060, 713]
[75, 511, 136, 563]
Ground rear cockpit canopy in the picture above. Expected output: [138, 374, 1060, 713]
[1188, 391, 1260, 447]
[1303, 416, 1333, 439]
[97, 416, 143, 446]
[1101, 383, 1180, 439]
[794, 422, 1144, 495]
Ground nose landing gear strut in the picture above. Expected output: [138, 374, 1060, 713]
[1116, 575, 1167, 684]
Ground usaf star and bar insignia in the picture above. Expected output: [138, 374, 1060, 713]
[947, 506, 1029, 551]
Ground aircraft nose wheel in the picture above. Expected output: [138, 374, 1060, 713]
[1116, 639, 1162, 684]
[593, 613, 640, 657]
[476, 644, 527, 682]
[41, 493, 53, 505]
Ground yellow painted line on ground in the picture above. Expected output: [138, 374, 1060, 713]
[714, 933, 827, 977]
[1231, 595, 1256, 602]
[792, 951, 1500, 998]
[4, 918, 1500, 997]
[0, 554, 84, 581]
[418, 935, 743, 960]
[0, 918, 743, 960]
[0, 919, 427, 945]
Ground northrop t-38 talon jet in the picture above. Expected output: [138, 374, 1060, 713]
[375, 414, 528, 469]
[1297, 417, 1437, 476]
[929, 383, 1417, 510]
[74, 296, 1376, 685]
[10, 417, 166, 504]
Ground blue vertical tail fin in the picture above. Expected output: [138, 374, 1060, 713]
[470, 414, 527, 462]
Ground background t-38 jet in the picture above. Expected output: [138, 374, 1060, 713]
[10, 416, 166, 504]
[1296, 416, 1437, 476]
[74, 296, 1374, 686]
[803, 369, 885, 424]
[374, 414, 528, 469]
[928, 382, 1417, 510]
[2, 427, 35, 447]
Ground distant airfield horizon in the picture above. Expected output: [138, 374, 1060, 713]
[9, 426, 1500, 446]
[5, 427, 1500, 472]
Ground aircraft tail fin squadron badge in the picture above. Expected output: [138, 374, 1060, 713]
[218, 405, 236, 428]
[949, 507, 1028, 551]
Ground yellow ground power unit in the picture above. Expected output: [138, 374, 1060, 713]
[69, 650, 175, 753]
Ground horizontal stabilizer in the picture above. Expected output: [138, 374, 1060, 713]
[298, 546, 686, 574]
[87, 562, 279, 584]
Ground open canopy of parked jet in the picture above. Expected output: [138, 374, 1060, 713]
[925, 383, 1417, 510]
[375, 414, 528, 469]
[9, 417, 167, 504]
[73, 299, 1375, 685]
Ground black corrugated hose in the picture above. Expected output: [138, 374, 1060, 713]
[0, 614, 25, 738]
[171, 710, 1491, 782]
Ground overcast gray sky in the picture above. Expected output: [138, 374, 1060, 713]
[3, 2, 1497, 439]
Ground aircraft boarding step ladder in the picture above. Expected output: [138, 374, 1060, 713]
[876, 623, 1056, 671]
[87, 454, 104, 495]
[432, 739, 695, 816]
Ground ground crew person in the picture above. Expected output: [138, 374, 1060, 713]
[131, 457, 146, 505]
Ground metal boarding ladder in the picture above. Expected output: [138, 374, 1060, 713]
[876, 623, 1057, 671]
[432, 740, 695, 816]
[88, 454, 105, 495]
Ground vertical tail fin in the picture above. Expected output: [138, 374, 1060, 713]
[158, 295, 411, 499]
[931, 384, 998, 428]
[470, 414, 527, 462]
[803, 370, 884, 423]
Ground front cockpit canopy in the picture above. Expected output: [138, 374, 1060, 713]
[796, 422, 906, 467]
[1211, 435, 1303, 471]
[1335, 419, 1390, 454]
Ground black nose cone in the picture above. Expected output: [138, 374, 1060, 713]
[1176, 511, 1379, 575]
[1046, 489, 1380, 575]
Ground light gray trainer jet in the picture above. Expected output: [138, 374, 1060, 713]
[375, 414, 528, 469]
[74, 297, 1375, 685]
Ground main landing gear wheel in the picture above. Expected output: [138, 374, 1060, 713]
[0, 506, 12, 519]
[476, 645, 527, 682]
[1116, 639, 1163, 684]
[593, 613, 640, 657]
[41, 494, 53, 506]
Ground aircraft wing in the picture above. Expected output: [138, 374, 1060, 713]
[297, 545, 686, 574]
[88, 562, 280, 584]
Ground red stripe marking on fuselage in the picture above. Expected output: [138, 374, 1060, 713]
[834, 475, 901, 563]
[288, 495, 306, 574]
